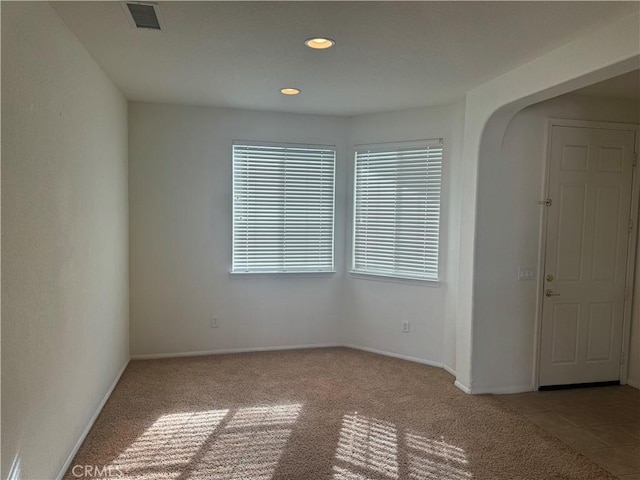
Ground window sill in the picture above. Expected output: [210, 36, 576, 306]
[230, 270, 337, 279]
[348, 271, 440, 287]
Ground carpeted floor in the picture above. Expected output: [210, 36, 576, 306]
[65, 347, 616, 479]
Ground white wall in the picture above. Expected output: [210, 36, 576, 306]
[344, 104, 465, 370]
[473, 93, 640, 392]
[630, 237, 640, 388]
[128, 102, 465, 370]
[456, 11, 639, 393]
[443, 101, 467, 372]
[1, 3, 129, 479]
[128, 103, 349, 356]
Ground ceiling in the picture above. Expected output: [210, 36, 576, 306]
[53, 1, 640, 116]
[572, 69, 640, 101]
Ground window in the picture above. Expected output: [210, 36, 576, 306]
[352, 140, 443, 281]
[232, 142, 336, 273]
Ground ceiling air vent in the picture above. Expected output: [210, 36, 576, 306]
[122, 2, 164, 30]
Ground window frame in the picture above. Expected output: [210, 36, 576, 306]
[231, 140, 337, 275]
[350, 139, 443, 283]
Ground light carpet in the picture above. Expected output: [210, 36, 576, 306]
[64, 347, 615, 479]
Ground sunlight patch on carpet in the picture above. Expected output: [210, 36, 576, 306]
[226, 404, 302, 429]
[332, 464, 376, 479]
[406, 431, 472, 480]
[336, 413, 399, 478]
[333, 414, 472, 480]
[110, 409, 229, 479]
[188, 403, 302, 480]
[107, 403, 302, 480]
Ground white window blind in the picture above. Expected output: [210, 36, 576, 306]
[352, 140, 443, 281]
[232, 142, 336, 273]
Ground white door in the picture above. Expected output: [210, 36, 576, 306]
[539, 125, 637, 387]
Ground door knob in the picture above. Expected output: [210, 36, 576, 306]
[545, 289, 560, 297]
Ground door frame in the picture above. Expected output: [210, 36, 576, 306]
[533, 118, 640, 390]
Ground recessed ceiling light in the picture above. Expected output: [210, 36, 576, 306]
[280, 88, 301, 95]
[305, 37, 335, 50]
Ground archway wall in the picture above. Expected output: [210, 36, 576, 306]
[455, 11, 640, 393]
[477, 95, 639, 393]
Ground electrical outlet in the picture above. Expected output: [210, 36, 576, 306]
[402, 321, 410, 333]
[211, 316, 219, 328]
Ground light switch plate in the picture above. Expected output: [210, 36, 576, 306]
[518, 267, 535, 281]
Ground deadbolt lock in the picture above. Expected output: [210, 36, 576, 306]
[546, 274, 554, 282]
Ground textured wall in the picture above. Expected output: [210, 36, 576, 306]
[128, 103, 348, 356]
[474, 94, 640, 391]
[344, 104, 465, 370]
[1, 3, 129, 478]
[457, 11, 639, 392]
[128, 101, 465, 368]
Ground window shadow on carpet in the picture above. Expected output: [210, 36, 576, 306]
[107, 404, 302, 480]
[95, 405, 472, 480]
[334, 412, 472, 480]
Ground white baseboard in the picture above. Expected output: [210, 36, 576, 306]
[469, 384, 535, 395]
[627, 377, 640, 389]
[455, 379, 533, 395]
[132, 342, 449, 376]
[343, 344, 444, 369]
[130, 343, 342, 360]
[454, 380, 471, 394]
[57, 359, 129, 480]
[442, 364, 456, 377]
